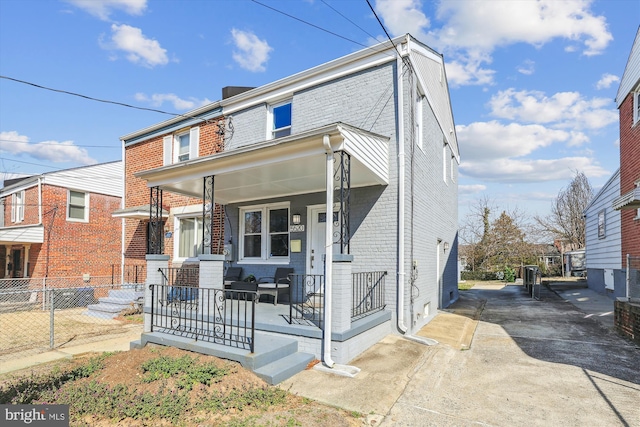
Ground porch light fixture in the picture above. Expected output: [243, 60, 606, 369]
[292, 213, 301, 225]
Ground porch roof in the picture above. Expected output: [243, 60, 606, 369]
[613, 187, 640, 210]
[0, 224, 45, 245]
[112, 204, 169, 220]
[135, 123, 390, 204]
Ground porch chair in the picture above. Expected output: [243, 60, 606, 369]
[223, 267, 243, 286]
[257, 267, 293, 305]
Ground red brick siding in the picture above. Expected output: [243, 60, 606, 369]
[123, 120, 225, 264]
[26, 185, 122, 277]
[619, 93, 640, 266]
[614, 299, 640, 345]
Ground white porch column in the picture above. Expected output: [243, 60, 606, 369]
[23, 245, 30, 278]
[4, 245, 10, 278]
[331, 254, 353, 334]
[198, 254, 225, 317]
[144, 254, 169, 333]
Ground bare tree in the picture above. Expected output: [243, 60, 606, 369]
[535, 171, 593, 249]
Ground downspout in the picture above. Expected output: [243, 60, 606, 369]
[322, 134, 335, 368]
[37, 176, 42, 224]
[120, 141, 126, 281]
[396, 51, 408, 334]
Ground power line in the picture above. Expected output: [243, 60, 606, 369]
[0, 75, 215, 124]
[0, 138, 117, 148]
[320, 0, 379, 42]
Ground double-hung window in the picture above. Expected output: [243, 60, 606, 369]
[11, 190, 25, 223]
[176, 217, 204, 259]
[415, 94, 424, 150]
[68, 190, 89, 222]
[634, 92, 640, 126]
[163, 126, 200, 165]
[269, 101, 292, 139]
[442, 143, 448, 184]
[240, 203, 289, 262]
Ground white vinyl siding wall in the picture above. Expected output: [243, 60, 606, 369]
[584, 170, 622, 269]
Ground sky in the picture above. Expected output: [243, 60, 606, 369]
[0, 0, 638, 226]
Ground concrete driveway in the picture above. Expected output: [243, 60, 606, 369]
[282, 283, 640, 426]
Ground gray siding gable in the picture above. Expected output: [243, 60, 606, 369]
[584, 169, 621, 269]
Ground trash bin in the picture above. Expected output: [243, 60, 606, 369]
[53, 288, 95, 309]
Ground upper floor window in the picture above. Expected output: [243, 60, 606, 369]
[269, 101, 292, 139]
[634, 92, 640, 126]
[163, 126, 200, 165]
[239, 203, 289, 262]
[68, 190, 89, 222]
[415, 94, 424, 150]
[597, 210, 606, 239]
[442, 143, 448, 184]
[11, 191, 25, 223]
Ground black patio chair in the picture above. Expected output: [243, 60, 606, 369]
[223, 267, 243, 285]
[257, 267, 293, 304]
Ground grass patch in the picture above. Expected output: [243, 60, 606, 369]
[458, 282, 475, 290]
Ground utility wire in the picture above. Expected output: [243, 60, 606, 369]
[0, 75, 216, 124]
[320, 0, 379, 41]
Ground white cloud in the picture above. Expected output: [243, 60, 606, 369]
[0, 131, 97, 165]
[456, 121, 578, 161]
[444, 53, 495, 87]
[374, 0, 430, 41]
[231, 29, 272, 72]
[135, 93, 212, 111]
[65, 0, 146, 21]
[459, 184, 487, 195]
[487, 89, 617, 130]
[517, 60, 535, 75]
[101, 24, 168, 68]
[595, 73, 620, 90]
[461, 156, 609, 183]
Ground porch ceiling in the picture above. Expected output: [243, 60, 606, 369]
[135, 123, 390, 204]
[0, 224, 45, 245]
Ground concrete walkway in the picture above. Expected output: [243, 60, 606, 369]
[282, 282, 639, 426]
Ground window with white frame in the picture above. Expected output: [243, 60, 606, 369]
[67, 190, 88, 221]
[239, 203, 289, 261]
[11, 190, 25, 223]
[634, 92, 640, 126]
[163, 126, 200, 165]
[415, 94, 424, 149]
[450, 153, 456, 183]
[442, 143, 448, 184]
[269, 101, 292, 139]
[176, 217, 204, 259]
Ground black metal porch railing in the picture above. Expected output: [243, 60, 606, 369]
[111, 264, 146, 286]
[287, 274, 324, 328]
[149, 284, 255, 352]
[352, 271, 387, 320]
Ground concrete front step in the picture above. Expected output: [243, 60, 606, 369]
[137, 331, 314, 385]
[83, 290, 144, 319]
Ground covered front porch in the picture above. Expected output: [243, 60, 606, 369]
[134, 123, 392, 381]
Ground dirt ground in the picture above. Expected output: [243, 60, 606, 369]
[1, 344, 363, 426]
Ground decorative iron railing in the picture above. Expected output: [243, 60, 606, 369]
[287, 274, 324, 328]
[352, 271, 387, 320]
[158, 267, 200, 288]
[111, 264, 146, 286]
[149, 284, 255, 352]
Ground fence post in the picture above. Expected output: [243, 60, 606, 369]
[145, 255, 169, 333]
[49, 289, 54, 349]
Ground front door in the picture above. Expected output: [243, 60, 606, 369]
[11, 249, 22, 278]
[307, 206, 339, 277]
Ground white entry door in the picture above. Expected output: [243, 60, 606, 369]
[307, 206, 340, 277]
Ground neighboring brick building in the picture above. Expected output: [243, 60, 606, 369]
[0, 161, 122, 279]
[613, 27, 640, 266]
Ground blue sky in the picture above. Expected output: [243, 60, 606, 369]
[0, 0, 638, 223]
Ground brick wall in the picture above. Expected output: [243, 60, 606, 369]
[614, 299, 640, 345]
[123, 120, 225, 264]
[27, 184, 122, 278]
[619, 92, 640, 266]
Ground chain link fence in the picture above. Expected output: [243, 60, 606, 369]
[627, 255, 640, 299]
[0, 275, 144, 364]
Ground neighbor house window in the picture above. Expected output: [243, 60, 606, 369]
[634, 92, 640, 126]
[11, 191, 25, 223]
[67, 190, 88, 221]
[269, 101, 292, 139]
[450, 154, 456, 183]
[598, 210, 606, 239]
[176, 217, 204, 259]
[415, 94, 424, 149]
[442, 143, 448, 184]
[163, 126, 200, 165]
[240, 203, 289, 262]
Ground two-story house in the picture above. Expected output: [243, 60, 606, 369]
[121, 34, 459, 383]
[0, 161, 122, 280]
